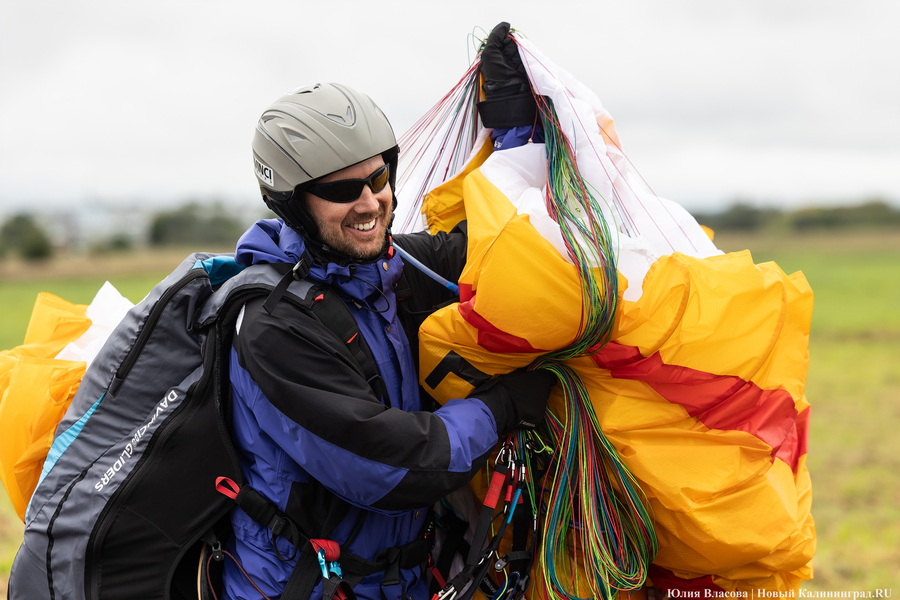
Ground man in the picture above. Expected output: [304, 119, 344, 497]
[223, 81, 556, 600]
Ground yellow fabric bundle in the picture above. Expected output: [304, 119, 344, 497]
[0, 293, 90, 522]
[418, 140, 814, 592]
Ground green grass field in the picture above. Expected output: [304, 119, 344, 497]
[714, 230, 900, 589]
[0, 248, 210, 351]
[1, 231, 899, 593]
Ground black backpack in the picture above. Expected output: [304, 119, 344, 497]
[9, 253, 413, 600]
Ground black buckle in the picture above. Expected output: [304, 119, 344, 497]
[292, 252, 311, 280]
[324, 575, 357, 600]
[269, 516, 300, 562]
[211, 540, 224, 562]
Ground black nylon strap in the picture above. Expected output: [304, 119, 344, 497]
[509, 498, 531, 574]
[379, 547, 402, 586]
[234, 487, 278, 530]
[467, 565, 497, 600]
[465, 464, 507, 567]
[430, 512, 469, 596]
[310, 288, 391, 406]
[279, 528, 431, 600]
[233, 486, 303, 562]
[258, 261, 389, 405]
[280, 542, 321, 600]
[337, 535, 429, 576]
[324, 575, 359, 600]
[263, 254, 312, 315]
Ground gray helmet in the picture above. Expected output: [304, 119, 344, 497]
[252, 83, 398, 236]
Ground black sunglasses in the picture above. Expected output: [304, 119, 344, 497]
[306, 164, 391, 203]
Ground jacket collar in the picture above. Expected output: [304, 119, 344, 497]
[235, 219, 403, 311]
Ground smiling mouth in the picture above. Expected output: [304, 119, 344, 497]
[350, 218, 377, 232]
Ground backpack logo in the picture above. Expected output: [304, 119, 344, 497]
[93, 389, 179, 492]
[255, 157, 275, 186]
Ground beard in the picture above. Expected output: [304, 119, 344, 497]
[307, 203, 392, 261]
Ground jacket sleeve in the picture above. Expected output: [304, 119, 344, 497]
[232, 293, 513, 514]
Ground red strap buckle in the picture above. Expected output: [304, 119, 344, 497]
[429, 563, 446, 590]
[310, 539, 341, 562]
[483, 467, 508, 509]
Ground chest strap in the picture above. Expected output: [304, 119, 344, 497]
[263, 259, 391, 405]
[309, 287, 391, 406]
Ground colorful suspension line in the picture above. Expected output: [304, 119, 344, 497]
[396, 61, 482, 233]
[512, 34, 657, 599]
[395, 29, 659, 600]
[536, 92, 619, 357]
[532, 362, 657, 600]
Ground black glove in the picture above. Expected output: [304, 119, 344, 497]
[477, 22, 538, 129]
[471, 368, 557, 433]
[480, 22, 529, 98]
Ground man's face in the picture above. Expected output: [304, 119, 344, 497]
[303, 155, 393, 261]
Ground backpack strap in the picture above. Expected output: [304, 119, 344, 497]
[309, 288, 391, 405]
[280, 520, 433, 600]
[258, 259, 390, 405]
[262, 252, 312, 314]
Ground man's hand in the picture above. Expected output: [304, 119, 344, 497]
[477, 21, 538, 129]
[471, 368, 557, 432]
[480, 22, 529, 98]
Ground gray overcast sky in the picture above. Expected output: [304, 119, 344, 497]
[1, 0, 898, 215]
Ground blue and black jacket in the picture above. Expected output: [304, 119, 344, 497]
[223, 220, 514, 600]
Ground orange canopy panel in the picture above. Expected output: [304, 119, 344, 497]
[416, 94, 814, 592]
[0, 293, 90, 522]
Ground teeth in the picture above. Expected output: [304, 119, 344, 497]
[351, 219, 376, 231]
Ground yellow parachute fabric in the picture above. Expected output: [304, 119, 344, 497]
[0, 293, 90, 522]
[417, 140, 815, 591]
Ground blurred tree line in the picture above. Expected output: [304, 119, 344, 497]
[148, 203, 246, 246]
[0, 203, 260, 261]
[691, 199, 900, 234]
[0, 214, 53, 260]
[2, 199, 898, 262]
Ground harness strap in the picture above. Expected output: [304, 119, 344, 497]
[216, 478, 431, 600]
[260, 260, 391, 404]
[429, 512, 469, 597]
[280, 531, 430, 600]
[465, 463, 508, 567]
[509, 501, 532, 575]
[281, 543, 322, 600]
[262, 253, 312, 314]
[310, 285, 391, 405]
[434, 449, 526, 600]
[216, 477, 301, 561]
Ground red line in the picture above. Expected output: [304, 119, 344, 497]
[514, 36, 695, 253]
